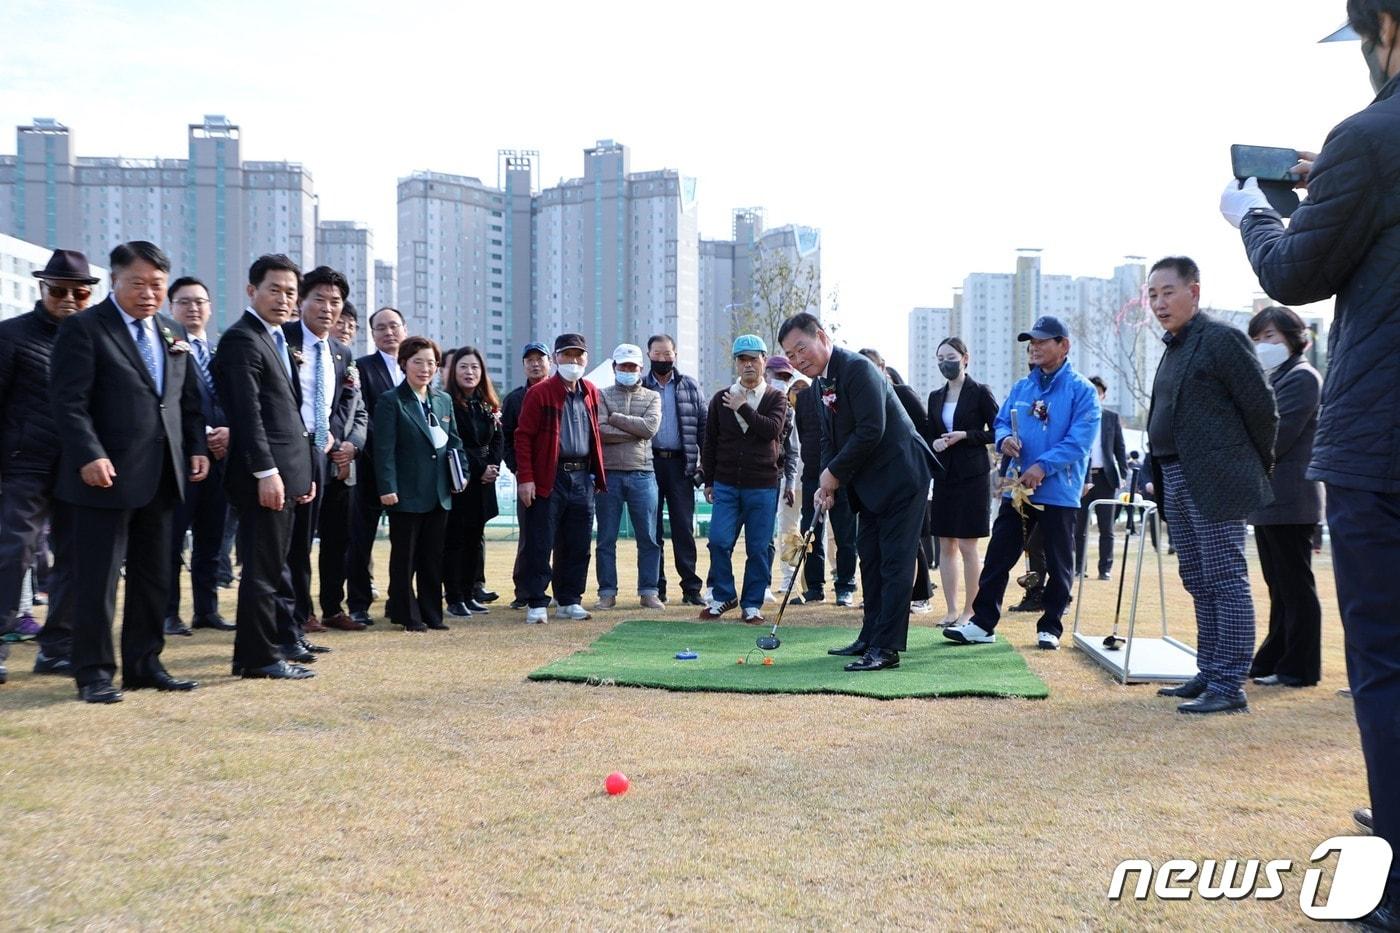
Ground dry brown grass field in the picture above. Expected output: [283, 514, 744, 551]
[0, 528, 1364, 930]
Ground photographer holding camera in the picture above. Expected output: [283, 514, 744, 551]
[1220, 4, 1400, 926]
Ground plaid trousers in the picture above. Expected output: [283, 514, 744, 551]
[1162, 460, 1255, 696]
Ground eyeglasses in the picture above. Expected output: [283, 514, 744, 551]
[174, 297, 210, 309]
[43, 284, 92, 301]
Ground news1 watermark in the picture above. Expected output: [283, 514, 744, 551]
[1108, 836, 1393, 920]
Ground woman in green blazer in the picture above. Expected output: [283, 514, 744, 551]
[373, 336, 463, 632]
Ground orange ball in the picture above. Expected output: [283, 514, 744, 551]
[736, 658, 745, 664]
[763, 657, 774, 666]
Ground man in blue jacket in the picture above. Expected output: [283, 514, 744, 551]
[946, 316, 1099, 650]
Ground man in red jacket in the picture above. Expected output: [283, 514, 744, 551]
[513, 334, 606, 623]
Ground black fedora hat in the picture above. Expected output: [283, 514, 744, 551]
[32, 249, 99, 285]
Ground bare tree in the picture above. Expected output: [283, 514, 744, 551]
[1068, 285, 1161, 422]
[724, 248, 821, 354]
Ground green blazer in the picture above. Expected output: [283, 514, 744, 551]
[372, 383, 463, 513]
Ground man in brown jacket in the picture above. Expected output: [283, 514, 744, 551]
[699, 335, 788, 623]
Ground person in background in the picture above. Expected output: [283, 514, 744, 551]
[594, 343, 664, 611]
[924, 337, 999, 628]
[502, 342, 552, 610]
[1246, 306, 1323, 688]
[441, 345, 502, 618]
[644, 334, 708, 607]
[319, 302, 370, 631]
[1076, 375, 1128, 581]
[374, 336, 462, 632]
[763, 355, 801, 604]
[791, 361, 858, 607]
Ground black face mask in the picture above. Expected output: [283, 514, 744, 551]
[938, 360, 962, 381]
[1364, 37, 1396, 94]
[650, 360, 674, 376]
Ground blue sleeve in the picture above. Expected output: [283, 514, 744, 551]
[1034, 380, 1100, 473]
[992, 387, 1016, 453]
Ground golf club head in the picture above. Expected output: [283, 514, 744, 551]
[756, 635, 780, 651]
[1103, 634, 1125, 651]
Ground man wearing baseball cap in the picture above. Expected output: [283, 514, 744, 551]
[594, 344, 664, 611]
[945, 315, 1099, 653]
[698, 334, 789, 624]
[501, 341, 552, 609]
[0, 250, 99, 683]
[513, 334, 606, 623]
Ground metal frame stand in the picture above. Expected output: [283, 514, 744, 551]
[1070, 499, 1197, 685]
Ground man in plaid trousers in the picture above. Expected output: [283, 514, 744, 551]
[1145, 256, 1278, 715]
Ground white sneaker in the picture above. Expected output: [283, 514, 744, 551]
[943, 621, 996, 644]
[1037, 632, 1061, 650]
[555, 604, 592, 620]
[910, 600, 932, 615]
[525, 607, 548, 625]
[763, 589, 777, 605]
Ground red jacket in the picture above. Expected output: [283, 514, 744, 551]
[514, 374, 607, 495]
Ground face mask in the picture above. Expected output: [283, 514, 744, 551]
[768, 378, 790, 392]
[557, 363, 585, 382]
[426, 414, 449, 450]
[615, 370, 640, 387]
[938, 360, 962, 380]
[1255, 341, 1290, 372]
[650, 360, 674, 376]
[1364, 38, 1396, 94]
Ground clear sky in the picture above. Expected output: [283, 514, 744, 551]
[0, 0, 1370, 372]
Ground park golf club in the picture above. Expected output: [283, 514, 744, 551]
[757, 502, 827, 651]
[1103, 464, 1147, 651]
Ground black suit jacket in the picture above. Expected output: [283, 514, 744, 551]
[818, 346, 934, 514]
[1096, 407, 1128, 488]
[211, 310, 314, 505]
[925, 377, 999, 483]
[353, 351, 399, 492]
[51, 298, 206, 509]
[282, 323, 366, 461]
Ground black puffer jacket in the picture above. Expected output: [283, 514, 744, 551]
[0, 303, 63, 476]
[1240, 74, 1400, 493]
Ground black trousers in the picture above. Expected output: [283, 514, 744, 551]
[800, 478, 858, 597]
[68, 457, 179, 687]
[654, 455, 700, 600]
[0, 471, 76, 661]
[280, 454, 325, 634]
[232, 495, 296, 670]
[912, 500, 933, 601]
[1327, 485, 1400, 890]
[443, 489, 489, 604]
[167, 457, 227, 620]
[1076, 470, 1118, 575]
[1251, 523, 1323, 684]
[346, 463, 383, 614]
[853, 484, 927, 652]
[974, 500, 1076, 636]
[387, 508, 449, 627]
[521, 469, 595, 608]
[317, 475, 354, 616]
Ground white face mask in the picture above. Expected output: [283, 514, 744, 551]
[557, 363, 585, 382]
[1255, 341, 1290, 372]
[615, 370, 640, 387]
[427, 414, 449, 449]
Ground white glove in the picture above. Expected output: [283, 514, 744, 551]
[1220, 176, 1271, 229]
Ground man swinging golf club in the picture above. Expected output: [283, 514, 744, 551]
[779, 313, 935, 671]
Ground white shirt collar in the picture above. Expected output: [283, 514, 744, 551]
[244, 307, 282, 336]
[380, 349, 404, 384]
[301, 321, 329, 351]
[114, 297, 148, 331]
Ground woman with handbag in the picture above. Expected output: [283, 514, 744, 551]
[374, 336, 463, 632]
[442, 346, 503, 617]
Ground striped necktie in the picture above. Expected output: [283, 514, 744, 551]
[312, 339, 329, 450]
[133, 319, 160, 390]
[192, 337, 218, 408]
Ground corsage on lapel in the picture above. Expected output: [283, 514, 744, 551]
[343, 359, 360, 390]
[161, 326, 192, 355]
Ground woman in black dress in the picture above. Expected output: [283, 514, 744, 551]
[441, 345, 503, 618]
[924, 337, 999, 627]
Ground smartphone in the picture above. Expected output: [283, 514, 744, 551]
[1231, 144, 1301, 182]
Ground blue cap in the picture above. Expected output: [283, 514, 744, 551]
[522, 341, 549, 359]
[1017, 316, 1070, 341]
[732, 334, 767, 357]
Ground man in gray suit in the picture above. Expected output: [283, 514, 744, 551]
[1076, 375, 1128, 580]
[1146, 256, 1277, 715]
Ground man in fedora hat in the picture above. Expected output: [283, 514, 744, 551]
[0, 249, 99, 685]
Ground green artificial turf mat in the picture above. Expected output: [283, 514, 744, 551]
[529, 620, 1049, 700]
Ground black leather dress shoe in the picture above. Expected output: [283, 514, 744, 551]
[681, 592, 705, 607]
[163, 616, 193, 637]
[446, 601, 472, 617]
[404, 620, 428, 633]
[1178, 692, 1248, 715]
[191, 614, 236, 631]
[280, 644, 317, 663]
[1157, 676, 1207, 698]
[425, 619, 450, 630]
[474, 589, 499, 603]
[350, 611, 374, 626]
[299, 638, 331, 654]
[845, 649, 900, 672]
[509, 597, 529, 610]
[123, 672, 198, 691]
[33, 651, 73, 675]
[827, 640, 867, 657]
[78, 681, 123, 703]
[465, 599, 489, 613]
[239, 661, 315, 680]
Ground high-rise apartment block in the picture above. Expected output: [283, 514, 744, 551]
[907, 306, 953, 400]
